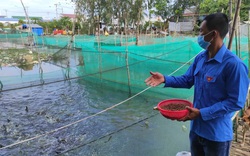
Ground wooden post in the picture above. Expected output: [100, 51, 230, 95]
[136, 8, 142, 45]
[238, 16, 241, 58]
[248, 10, 250, 78]
[229, 0, 233, 36]
[124, 18, 131, 95]
[228, 0, 242, 50]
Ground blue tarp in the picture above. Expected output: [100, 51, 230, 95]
[32, 27, 43, 36]
[22, 24, 43, 36]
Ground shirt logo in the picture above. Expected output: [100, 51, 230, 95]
[206, 76, 213, 82]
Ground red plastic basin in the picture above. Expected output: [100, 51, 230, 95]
[157, 99, 193, 120]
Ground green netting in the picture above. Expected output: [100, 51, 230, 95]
[0, 33, 28, 39]
[0, 33, 32, 49]
[224, 36, 249, 64]
[0, 35, 249, 99]
[0, 34, 249, 155]
[73, 36, 201, 100]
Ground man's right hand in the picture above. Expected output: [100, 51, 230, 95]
[144, 71, 165, 87]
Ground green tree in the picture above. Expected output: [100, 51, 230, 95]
[101, 0, 113, 27]
[30, 17, 41, 24]
[71, 0, 250, 36]
[18, 19, 25, 25]
[240, 0, 250, 21]
[145, 0, 156, 32]
[199, 0, 229, 15]
[58, 17, 72, 30]
[76, 0, 97, 34]
[154, 0, 172, 30]
[171, 0, 198, 22]
[0, 23, 4, 29]
[130, 0, 146, 45]
[199, 0, 250, 21]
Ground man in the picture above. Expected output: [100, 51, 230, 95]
[145, 13, 249, 156]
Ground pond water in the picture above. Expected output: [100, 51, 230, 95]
[0, 48, 191, 156]
[0, 47, 81, 90]
[0, 78, 190, 156]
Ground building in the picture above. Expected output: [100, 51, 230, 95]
[18, 24, 44, 36]
[168, 7, 207, 32]
[0, 18, 19, 26]
[12, 16, 43, 23]
[61, 14, 76, 22]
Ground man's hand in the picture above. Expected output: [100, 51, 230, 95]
[178, 106, 200, 122]
[145, 71, 165, 87]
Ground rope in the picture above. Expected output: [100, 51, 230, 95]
[0, 50, 200, 150]
[61, 113, 159, 154]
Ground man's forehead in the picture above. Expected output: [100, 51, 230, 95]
[200, 21, 208, 30]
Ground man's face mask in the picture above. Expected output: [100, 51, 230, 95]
[197, 31, 214, 49]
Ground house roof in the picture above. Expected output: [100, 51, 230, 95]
[12, 16, 43, 20]
[22, 24, 43, 28]
[61, 14, 76, 19]
[0, 18, 19, 22]
[183, 7, 198, 17]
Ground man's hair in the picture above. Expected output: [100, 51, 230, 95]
[204, 13, 229, 39]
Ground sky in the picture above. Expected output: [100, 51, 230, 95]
[0, 0, 75, 20]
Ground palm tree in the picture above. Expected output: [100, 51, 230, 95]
[30, 17, 41, 24]
[129, 0, 147, 45]
[18, 19, 25, 25]
[58, 17, 72, 30]
[0, 23, 4, 29]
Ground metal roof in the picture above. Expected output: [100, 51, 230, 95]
[12, 16, 43, 20]
[22, 24, 43, 28]
[0, 18, 19, 21]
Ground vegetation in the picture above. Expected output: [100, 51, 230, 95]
[1, 0, 249, 35]
[73, 0, 250, 35]
[0, 48, 51, 68]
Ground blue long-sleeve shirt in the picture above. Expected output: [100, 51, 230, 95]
[164, 44, 249, 142]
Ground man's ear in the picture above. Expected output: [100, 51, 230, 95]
[213, 30, 220, 39]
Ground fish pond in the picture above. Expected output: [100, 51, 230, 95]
[0, 47, 191, 156]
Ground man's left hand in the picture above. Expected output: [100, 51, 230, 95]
[178, 106, 200, 122]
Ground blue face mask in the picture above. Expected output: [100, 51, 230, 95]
[197, 31, 214, 49]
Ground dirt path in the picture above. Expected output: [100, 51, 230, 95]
[231, 126, 250, 156]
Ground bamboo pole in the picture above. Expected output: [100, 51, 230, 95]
[229, 0, 233, 37]
[234, 15, 239, 57]
[238, 16, 241, 58]
[248, 10, 250, 78]
[125, 19, 131, 96]
[136, 8, 141, 45]
[97, 19, 102, 80]
[20, 0, 33, 48]
[228, 0, 242, 50]
[20, 0, 31, 33]
[235, 28, 239, 56]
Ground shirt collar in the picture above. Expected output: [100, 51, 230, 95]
[205, 44, 226, 63]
